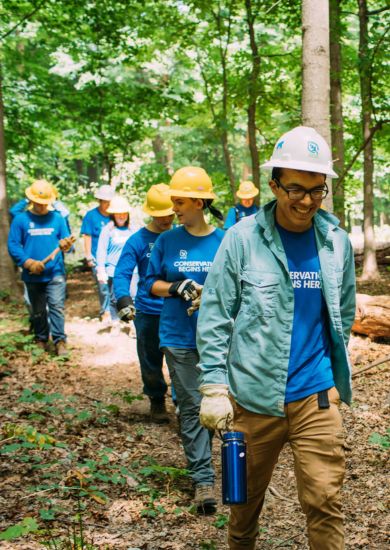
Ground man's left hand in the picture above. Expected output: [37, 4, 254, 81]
[59, 236, 76, 252]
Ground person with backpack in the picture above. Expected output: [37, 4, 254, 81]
[223, 180, 259, 230]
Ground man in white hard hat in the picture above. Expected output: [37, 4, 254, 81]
[223, 180, 259, 229]
[80, 185, 115, 321]
[196, 127, 356, 549]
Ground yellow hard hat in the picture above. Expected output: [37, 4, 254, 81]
[106, 196, 131, 214]
[25, 179, 56, 205]
[169, 166, 216, 199]
[143, 184, 174, 217]
[236, 180, 259, 199]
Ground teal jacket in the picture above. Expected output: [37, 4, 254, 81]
[197, 200, 356, 417]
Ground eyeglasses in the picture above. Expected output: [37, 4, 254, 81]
[273, 177, 328, 201]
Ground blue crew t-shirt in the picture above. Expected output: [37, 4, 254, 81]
[276, 223, 334, 403]
[80, 207, 111, 259]
[145, 225, 224, 349]
[7, 211, 70, 283]
[224, 203, 259, 230]
[114, 227, 165, 315]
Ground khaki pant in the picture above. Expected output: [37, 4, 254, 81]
[228, 387, 345, 550]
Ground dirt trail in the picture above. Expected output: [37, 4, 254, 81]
[0, 271, 389, 549]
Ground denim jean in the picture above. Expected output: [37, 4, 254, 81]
[25, 275, 66, 344]
[107, 277, 119, 321]
[91, 265, 110, 317]
[162, 347, 214, 486]
[134, 312, 167, 401]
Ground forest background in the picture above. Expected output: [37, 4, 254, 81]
[0, 0, 389, 286]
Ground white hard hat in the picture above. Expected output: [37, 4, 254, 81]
[261, 126, 337, 178]
[94, 185, 115, 201]
[106, 196, 131, 214]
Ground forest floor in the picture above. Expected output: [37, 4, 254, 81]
[0, 267, 389, 549]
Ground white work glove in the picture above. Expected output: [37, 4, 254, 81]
[199, 384, 234, 431]
[96, 268, 108, 284]
[169, 279, 203, 301]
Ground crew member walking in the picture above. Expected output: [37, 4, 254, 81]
[197, 126, 356, 549]
[145, 166, 224, 514]
[7, 180, 74, 356]
[114, 184, 175, 423]
[80, 185, 115, 321]
[223, 180, 259, 229]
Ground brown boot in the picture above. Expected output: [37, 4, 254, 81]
[194, 484, 217, 515]
[35, 340, 48, 351]
[55, 340, 69, 358]
[150, 400, 169, 424]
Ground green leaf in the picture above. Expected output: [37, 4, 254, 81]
[0, 517, 39, 540]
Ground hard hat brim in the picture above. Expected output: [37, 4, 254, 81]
[25, 186, 56, 205]
[261, 159, 338, 178]
[142, 203, 174, 217]
[236, 188, 259, 199]
[106, 207, 131, 214]
[168, 189, 217, 200]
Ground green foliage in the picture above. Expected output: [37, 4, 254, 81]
[212, 513, 229, 529]
[111, 389, 144, 405]
[369, 430, 390, 450]
[0, 517, 39, 541]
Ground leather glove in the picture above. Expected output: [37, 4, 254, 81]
[96, 268, 108, 284]
[59, 235, 75, 252]
[117, 296, 136, 322]
[24, 259, 45, 275]
[169, 279, 203, 301]
[199, 384, 234, 431]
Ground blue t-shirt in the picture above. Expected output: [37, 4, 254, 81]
[80, 207, 111, 258]
[7, 211, 70, 283]
[276, 223, 334, 403]
[96, 222, 132, 278]
[114, 227, 165, 315]
[145, 225, 225, 349]
[224, 203, 259, 230]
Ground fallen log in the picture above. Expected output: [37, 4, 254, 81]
[352, 354, 390, 378]
[354, 242, 390, 265]
[352, 293, 390, 338]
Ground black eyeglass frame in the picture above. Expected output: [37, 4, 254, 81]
[273, 177, 329, 201]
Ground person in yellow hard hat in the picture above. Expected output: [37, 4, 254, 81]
[223, 180, 259, 229]
[114, 184, 175, 423]
[7, 180, 74, 357]
[95, 196, 133, 327]
[145, 166, 224, 515]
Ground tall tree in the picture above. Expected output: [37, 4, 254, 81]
[0, 63, 18, 295]
[301, 0, 333, 210]
[244, 0, 261, 197]
[329, 0, 345, 226]
[358, 0, 379, 280]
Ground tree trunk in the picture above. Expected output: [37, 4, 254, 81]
[152, 134, 168, 168]
[329, 0, 345, 227]
[245, 0, 261, 196]
[0, 64, 19, 296]
[358, 0, 379, 280]
[301, 0, 333, 211]
[353, 294, 390, 339]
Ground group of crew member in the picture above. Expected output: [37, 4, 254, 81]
[7, 126, 355, 550]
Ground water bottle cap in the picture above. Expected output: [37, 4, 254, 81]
[222, 431, 245, 441]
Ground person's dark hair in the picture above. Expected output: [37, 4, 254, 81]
[271, 167, 283, 181]
[202, 199, 224, 222]
[110, 213, 130, 228]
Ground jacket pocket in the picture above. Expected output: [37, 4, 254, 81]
[240, 271, 279, 318]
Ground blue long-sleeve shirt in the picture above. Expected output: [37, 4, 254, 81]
[8, 211, 70, 283]
[145, 225, 224, 349]
[223, 203, 259, 230]
[10, 198, 71, 233]
[80, 207, 111, 259]
[96, 222, 132, 278]
[114, 227, 165, 315]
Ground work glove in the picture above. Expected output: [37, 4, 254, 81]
[24, 259, 45, 275]
[117, 296, 136, 322]
[187, 289, 203, 316]
[85, 256, 96, 268]
[96, 268, 108, 284]
[199, 384, 234, 431]
[169, 279, 203, 301]
[59, 235, 75, 252]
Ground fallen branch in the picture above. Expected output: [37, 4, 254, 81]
[272, 532, 302, 548]
[352, 354, 390, 378]
[268, 485, 293, 502]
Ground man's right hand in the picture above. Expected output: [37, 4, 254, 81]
[199, 384, 234, 431]
[117, 296, 136, 322]
[24, 259, 45, 275]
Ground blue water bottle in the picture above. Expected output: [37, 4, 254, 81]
[221, 431, 247, 505]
